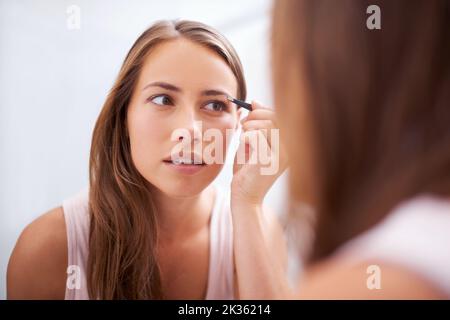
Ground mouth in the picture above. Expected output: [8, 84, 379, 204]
[162, 154, 206, 166]
[162, 155, 207, 175]
[162, 159, 206, 166]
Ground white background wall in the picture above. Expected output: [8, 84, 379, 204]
[0, 0, 288, 299]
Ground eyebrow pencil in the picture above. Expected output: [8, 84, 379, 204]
[226, 96, 253, 111]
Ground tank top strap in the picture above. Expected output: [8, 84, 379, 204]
[205, 184, 235, 300]
[62, 187, 90, 300]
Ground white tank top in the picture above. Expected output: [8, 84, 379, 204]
[63, 185, 235, 300]
[335, 194, 450, 297]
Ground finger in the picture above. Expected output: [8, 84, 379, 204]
[251, 100, 273, 111]
[245, 109, 277, 123]
[240, 116, 248, 124]
[242, 120, 274, 132]
[242, 120, 273, 136]
[243, 119, 276, 145]
[241, 128, 275, 151]
[234, 131, 255, 171]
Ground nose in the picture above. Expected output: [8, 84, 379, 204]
[172, 108, 202, 144]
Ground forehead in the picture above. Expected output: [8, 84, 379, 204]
[137, 38, 238, 96]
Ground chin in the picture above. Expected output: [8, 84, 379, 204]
[143, 163, 223, 198]
[156, 181, 210, 198]
[151, 171, 219, 199]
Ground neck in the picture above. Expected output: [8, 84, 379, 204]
[151, 185, 216, 243]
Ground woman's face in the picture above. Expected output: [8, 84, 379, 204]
[127, 38, 240, 198]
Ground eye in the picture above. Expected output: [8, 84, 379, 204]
[149, 94, 173, 106]
[203, 101, 228, 112]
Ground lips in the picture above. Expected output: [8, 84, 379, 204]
[162, 154, 206, 166]
[162, 154, 207, 175]
[163, 159, 206, 166]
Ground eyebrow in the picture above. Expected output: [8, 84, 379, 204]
[143, 81, 232, 98]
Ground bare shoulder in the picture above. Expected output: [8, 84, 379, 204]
[298, 257, 446, 299]
[7, 207, 68, 299]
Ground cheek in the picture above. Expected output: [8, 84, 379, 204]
[127, 109, 167, 169]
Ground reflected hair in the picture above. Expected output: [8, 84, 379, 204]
[272, 0, 450, 263]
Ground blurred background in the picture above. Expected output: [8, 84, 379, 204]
[0, 0, 290, 299]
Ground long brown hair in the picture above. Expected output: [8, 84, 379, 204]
[272, 0, 450, 263]
[88, 20, 246, 299]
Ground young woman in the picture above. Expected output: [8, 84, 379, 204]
[236, 0, 450, 299]
[7, 20, 287, 299]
